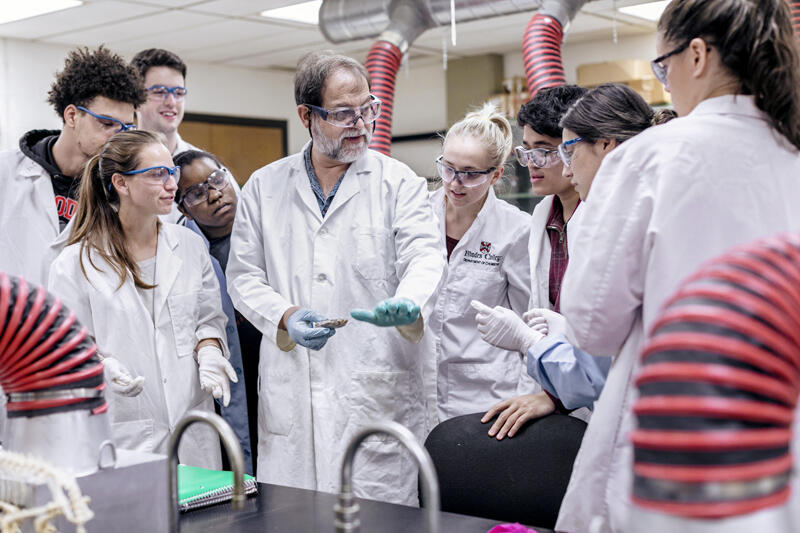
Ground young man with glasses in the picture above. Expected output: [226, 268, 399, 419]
[226, 51, 445, 506]
[478, 85, 591, 441]
[0, 45, 145, 286]
[173, 149, 255, 475]
[131, 48, 195, 156]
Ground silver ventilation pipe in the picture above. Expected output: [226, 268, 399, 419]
[319, 0, 546, 48]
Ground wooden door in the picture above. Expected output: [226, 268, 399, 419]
[179, 113, 287, 186]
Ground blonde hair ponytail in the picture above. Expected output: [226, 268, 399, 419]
[444, 103, 513, 168]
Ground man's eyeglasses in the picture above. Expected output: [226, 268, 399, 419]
[177, 168, 230, 207]
[557, 137, 585, 167]
[146, 85, 188, 100]
[434, 156, 496, 188]
[121, 165, 180, 185]
[305, 95, 381, 128]
[76, 106, 136, 133]
[650, 40, 691, 86]
[514, 146, 561, 168]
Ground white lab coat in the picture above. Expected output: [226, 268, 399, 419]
[0, 148, 70, 286]
[226, 144, 445, 506]
[527, 194, 592, 423]
[556, 95, 800, 533]
[428, 187, 537, 421]
[48, 223, 229, 469]
[528, 195, 559, 309]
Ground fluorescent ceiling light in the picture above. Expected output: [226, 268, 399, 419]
[261, 0, 322, 25]
[0, 0, 83, 25]
[618, 0, 670, 22]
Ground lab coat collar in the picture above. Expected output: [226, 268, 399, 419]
[688, 94, 760, 119]
[432, 186, 497, 261]
[153, 225, 182, 323]
[292, 141, 370, 222]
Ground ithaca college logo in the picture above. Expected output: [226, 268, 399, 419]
[463, 240, 503, 267]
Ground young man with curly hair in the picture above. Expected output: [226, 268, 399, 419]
[0, 46, 145, 286]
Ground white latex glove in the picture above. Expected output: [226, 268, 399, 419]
[523, 308, 577, 344]
[197, 345, 238, 407]
[102, 356, 145, 397]
[471, 300, 544, 354]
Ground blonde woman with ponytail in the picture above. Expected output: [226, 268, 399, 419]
[427, 103, 537, 422]
[47, 130, 235, 469]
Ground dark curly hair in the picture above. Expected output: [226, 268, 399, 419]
[47, 46, 146, 120]
[517, 85, 588, 139]
[131, 48, 187, 79]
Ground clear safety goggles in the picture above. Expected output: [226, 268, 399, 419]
[305, 95, 381, 128]
[557, 137, 584, 167]
[146, 85, 188, 101]
[76, 105, 137, 133]
[121, 165, 180, 185]
[178, 168, 230, 207]
[434, 156, 496, 188]
[514, 146, 561, 168]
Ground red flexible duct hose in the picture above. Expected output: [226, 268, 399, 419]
[366, 40, 403, 156]
[792, 1, 800, 38]
[522, 13, 566, 100]
[0, 272, 105, 417]
[632, 233, 800, 519]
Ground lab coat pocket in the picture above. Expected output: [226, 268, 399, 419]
[445, 360, 518, 411]
[168, 293, 197, 358]
[347, 371, 410, 442]
[111, 418, 154, 453]
[354, 228, 392, 280]
[262, 371, 294, 436]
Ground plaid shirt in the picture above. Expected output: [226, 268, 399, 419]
[545, 196, 570, 312]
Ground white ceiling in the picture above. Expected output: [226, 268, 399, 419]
[0, 0, 658, 70]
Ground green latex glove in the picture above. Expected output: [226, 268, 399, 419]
[350, 297, 420, 327]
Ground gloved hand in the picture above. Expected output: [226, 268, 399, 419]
[350, 297, 420, 327]
[197, 344, 238, 407]
[285, 308, 336, 350]
[472, 300, 544, 354]
[523, 308, 574, 342]
[102, 356, 145, 397]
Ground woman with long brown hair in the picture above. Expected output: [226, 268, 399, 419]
[48, 130, 236, 468]
[550, 1, 800, 531]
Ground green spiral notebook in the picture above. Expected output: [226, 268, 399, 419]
[178, 464, 258, 512]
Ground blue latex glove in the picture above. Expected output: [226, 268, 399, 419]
[285, 308, 335, 350]
[350, 297, 420, 327]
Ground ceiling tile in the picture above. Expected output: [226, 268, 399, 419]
[0, 1, 159, 40]
[187, 0, 302, 17]
[41, 10, 218, 48]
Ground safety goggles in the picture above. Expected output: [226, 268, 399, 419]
[146, 85, 188, 100]
[305, 95, 381, 128]
[651, 40, 691, 86]
[557, 137, 584, 167]
[514, 146, 561, 168]
[434, 156, 496, 188]
[121, 165, 180, 185]
[76, 106, 137, 133]
[177, 168, 230, 207]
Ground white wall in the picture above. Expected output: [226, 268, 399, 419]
[0, 38, 303, 153]
[503, 32, 658, 84]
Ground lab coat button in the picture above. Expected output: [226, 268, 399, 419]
[319, 227, 328, 236]
[163, 378, 167, 384]
[316, 273, 327, 282]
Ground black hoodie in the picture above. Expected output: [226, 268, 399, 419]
[19, 129, 80, 231]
